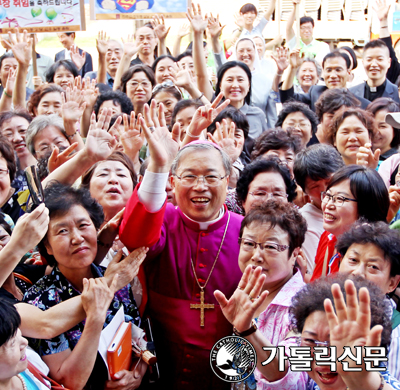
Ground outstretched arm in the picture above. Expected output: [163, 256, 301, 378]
[281, 49, 301, 91]
[187, 3, 214, 101]
[173, 23, 190, 57]
[153, 14, 170, 56]
[96, 30, 108, 85]
[2, 29, 32, 109]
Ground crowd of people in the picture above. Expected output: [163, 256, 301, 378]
[2, 0, 400, 389]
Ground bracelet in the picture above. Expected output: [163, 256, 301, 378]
[233, 320, 258, 337]
[186, 129, 201, 139]
[196, 93, 204, 100]
[276, 72, 283, 77]
[3, 90, 12, 98]
[381, 25, 388, 28]
[66, 131, 78, 139]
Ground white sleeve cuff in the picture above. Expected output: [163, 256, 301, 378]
[138, 171, 169, 212]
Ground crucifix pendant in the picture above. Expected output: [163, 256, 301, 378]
[190, 289, 214, 327]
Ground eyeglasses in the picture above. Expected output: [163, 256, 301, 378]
[0, 169, 9, 178]
[249, 190, 288, 200]
[238, 238, 289, 253]
[152, 79, 183, 97]
[296, 336, 330, 348]
[321, 191, 357, 207]
[129, 80, 152, 90]
[174, 174, 227, 187]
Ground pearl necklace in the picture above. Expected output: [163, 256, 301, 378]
[17, 374, 27, 390]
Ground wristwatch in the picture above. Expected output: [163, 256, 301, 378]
[233, 320, 258, 337]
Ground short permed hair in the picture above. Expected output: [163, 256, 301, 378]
[251, 128, 302, 161]
[315, 88, 361, 121]
[363, 39, 390, 56]
[93, 90, 134, 119]
[275, 101, 319, 135]
[366, 97, 400, 148]
[0, 109, 32, 133]
[236, 157, 297, 204]
[336, 219, 400, 277]
[289, 274, 392, 351]
[80, 151, 137, 191]
[239, 3, 258, 14]
[25, 114, 67, 156]
[294, 144, 344, 192]
[27, 84, 64, 117]
[327, 107, 376, 145]
[0, 299, 21, 348]
[207, 107, 250, 139]
[38, 182, 104, 266]
[240, 199, 307, 257]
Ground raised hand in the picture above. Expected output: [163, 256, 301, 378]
[272, 47, 290, 74]
[356, 143, 380, 170]
[48, 142, 79, 173]
[324, 280, 383, 382]
[70, 45, 86, 71]
[214, 265, 269, 332]
[208, 13, 225, 39]
[104, 247, 149, 291]
[141, 101, 181, 172]
[289, 49, 302, 69]
[96, 30, 109, 55]
[372, 0, 390, 22]
[234, 12, 245, 29]
[152, 14, 171, 40]
[85, 108, 118, 162]
[175, 68, 192, 89]
[9, 203, 49, 254]
[387, 185, 400, 222]
[207, 119, 242, 163]
[117, 112, 145, 161]
[4, 67, 16, 97]
[81, 77, 99, 110]
[177, 23, 190, 38]
[121, 35, 141, 58]
[62, 87, 87, 122]
[186, 3, 209, 34]
[3, 28, 32, 67]
[185, 92, 230, 138]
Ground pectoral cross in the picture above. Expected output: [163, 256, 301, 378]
[190, 289, 214, 327]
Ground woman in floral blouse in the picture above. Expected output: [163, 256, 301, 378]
[24, 183, 148, 390]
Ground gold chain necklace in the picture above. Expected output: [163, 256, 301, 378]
[188, 212, 231, 327]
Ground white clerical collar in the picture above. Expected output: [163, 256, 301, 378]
[184, 207, 225, 230]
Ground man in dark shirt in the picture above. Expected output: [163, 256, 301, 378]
[349, 40, 399, 103]
[129, 25, 157, 67]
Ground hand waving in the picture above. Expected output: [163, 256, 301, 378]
[356, 143, 380, 170]
[117, 112, 145, 161]
[3, 28, 32, 67]
[61, 87, 87, 122]
[177, 23, 190, 38]
[272, 47, 290, 74]
[208, 13, 225, 39]
[70, 45, 86, 71]
[152, 14, 171, 40]
[96, 30, 109, 55]
[214, 265, 269, 333]
[141, 101, 181, 172]
[85, 108, 118, 162]
[187, 3, 208, 34]
[207, 119, 242, 163]
[48, 142, 79, 173]
[122, 35, 141, 58]
[372, 0, 390, 22]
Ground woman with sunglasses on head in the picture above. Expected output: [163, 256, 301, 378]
[215, 200, 308, 390]
[310, 164, 390, 282]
